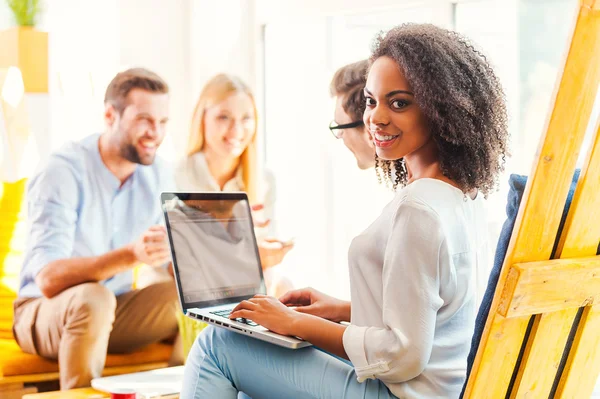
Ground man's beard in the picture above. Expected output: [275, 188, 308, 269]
[120, 142, 155, 165]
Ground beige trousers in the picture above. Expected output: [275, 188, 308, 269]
[12, 281, 181, 390]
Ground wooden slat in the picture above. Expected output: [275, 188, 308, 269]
[585, 0, 600, 12]
[464, 316, 530, 398]
[463, 2, 600, 397]
[553, 113, 600, 399]
[498, 256, 600, 317]
[509, 309, 579, 398]
[0, 362, 169, 385]
[0, 383, 37, 399]
[556, 305, 600, 398]
[0, 383, 25, 392]
[555, 124, 600, 260]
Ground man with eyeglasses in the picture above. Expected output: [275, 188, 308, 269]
[329, 60, 375, 170]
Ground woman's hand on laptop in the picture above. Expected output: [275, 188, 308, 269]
[131, 225, 171, 267]
[279, 288, 351, 323]
[229, 295, 303, 337]
[258, 238, 294, 270]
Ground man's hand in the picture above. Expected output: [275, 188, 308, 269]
[257, 238, 294, 270]
[279, 287, 350, 323]
[132, 225, 171, 267]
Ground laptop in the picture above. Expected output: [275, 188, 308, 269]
[161, 192, 311, 349]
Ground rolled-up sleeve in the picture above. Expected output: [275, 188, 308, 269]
[343, 200, 445, 383]
[21, 158, 80, 282]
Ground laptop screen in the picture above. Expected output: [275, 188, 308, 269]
[162, 192, 265, 311]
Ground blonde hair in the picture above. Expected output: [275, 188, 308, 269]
[187, 74, 259, 202]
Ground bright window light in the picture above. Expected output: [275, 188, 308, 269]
[1, 67, 25, 109]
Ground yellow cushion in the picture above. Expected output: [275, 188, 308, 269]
[0, 338, 173, 378]
[176, 310, 207, 359]
[0, 179, 27, 339]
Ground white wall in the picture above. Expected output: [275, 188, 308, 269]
[256, 0, 447, 23]
[43, 0, 119, 151]
[190, 0, 257, 94]
[118, 0, 192, 162]
[262, 17, 336, 292]
[0, 2, 13, 29]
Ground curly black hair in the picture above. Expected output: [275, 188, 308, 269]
[370, 23, 509, 196]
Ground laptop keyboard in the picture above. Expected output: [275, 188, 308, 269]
[210, 309, 259, 327]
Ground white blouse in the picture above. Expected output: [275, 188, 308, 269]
[343, 178, 489, 399]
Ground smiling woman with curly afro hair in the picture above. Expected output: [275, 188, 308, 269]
[181, 23, 510, 399]
[370, 23, 509, 196]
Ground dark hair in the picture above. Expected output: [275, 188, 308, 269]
[104, 68, 169, 114]
[371, 24, 509, 196]
[330, 60, 369, 122]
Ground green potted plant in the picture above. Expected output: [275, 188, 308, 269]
[0, 0, 48, 93]
[6, 0, 41, 26]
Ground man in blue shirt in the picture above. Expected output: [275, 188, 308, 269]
[13, 68, 179, 390]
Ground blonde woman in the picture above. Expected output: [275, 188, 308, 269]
[175, 74, 292, 297]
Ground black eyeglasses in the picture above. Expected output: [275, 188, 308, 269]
[329, 120, 364, 139]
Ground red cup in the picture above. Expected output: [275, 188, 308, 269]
[109, 388, 137, 399]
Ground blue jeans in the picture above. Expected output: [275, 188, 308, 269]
[181, 326, 398, 399]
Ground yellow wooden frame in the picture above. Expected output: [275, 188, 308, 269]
[463, 1, 600, 397]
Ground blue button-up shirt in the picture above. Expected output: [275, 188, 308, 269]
[19, 133, 174, 297]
